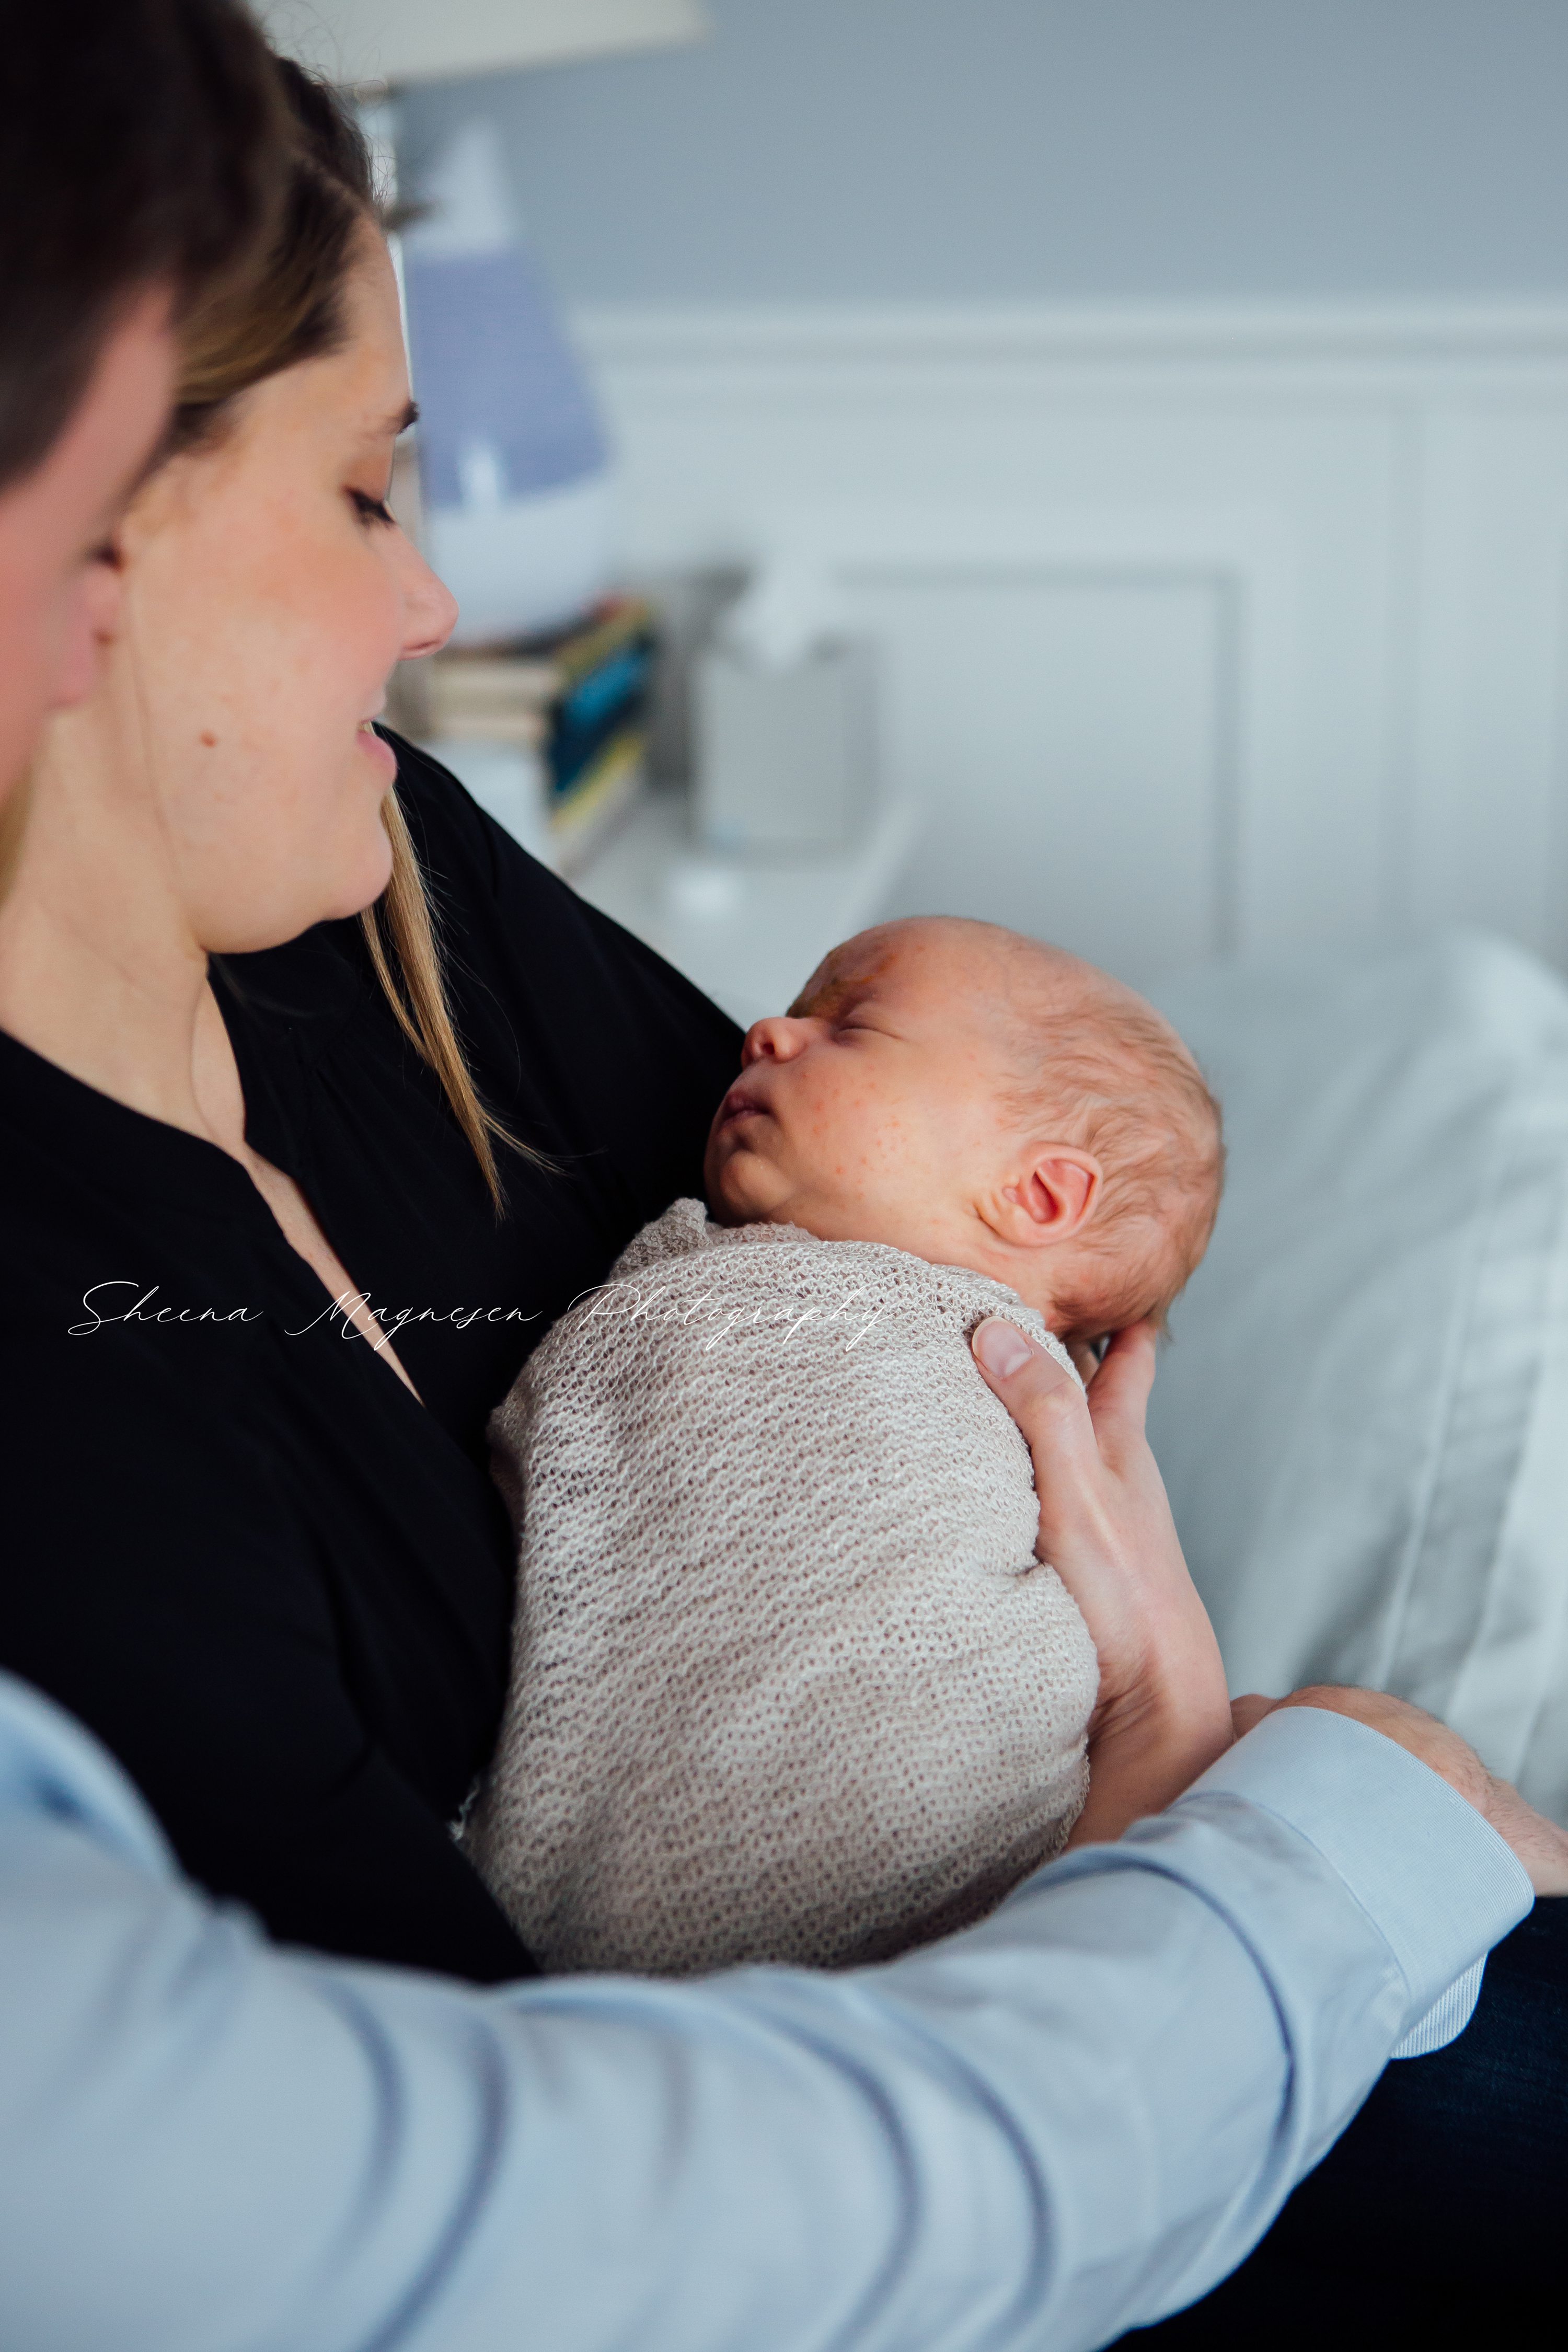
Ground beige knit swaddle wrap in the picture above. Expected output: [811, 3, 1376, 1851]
[467, 1198, 1099, 1975]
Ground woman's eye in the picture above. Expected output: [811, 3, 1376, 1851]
[349, 489, 396, 527]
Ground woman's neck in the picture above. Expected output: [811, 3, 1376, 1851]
[0, 691, 238, 1151]
[4, 676, 423, 1398]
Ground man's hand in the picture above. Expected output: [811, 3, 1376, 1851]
[972, 1317, 1232, 1844]
[1235, 1686, 1568, 1896]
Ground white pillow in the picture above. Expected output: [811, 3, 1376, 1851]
[1147, 933, 1568, 1825]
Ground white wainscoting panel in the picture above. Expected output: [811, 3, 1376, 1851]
[843, 569, 1226, 981]
[575, 303, 1568, 987]
[1410, 405, 1568, 963]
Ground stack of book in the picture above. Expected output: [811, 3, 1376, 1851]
[418, 596, 656, 874]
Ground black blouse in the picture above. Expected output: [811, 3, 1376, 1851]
[0, 736, 742, 1979]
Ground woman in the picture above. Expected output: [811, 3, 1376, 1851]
[0, 56, 1231, 1982]
[0, 70, 744, 1979]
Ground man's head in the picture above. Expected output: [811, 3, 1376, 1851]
[705, 916, 1224, 1339]
[0, 1, 282, 798]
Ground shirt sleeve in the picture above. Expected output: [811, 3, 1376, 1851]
[0, 1678, 1530, 2352]
[1186, 1707, 1516, 2060]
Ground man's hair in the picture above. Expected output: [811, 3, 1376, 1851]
[0, 0, 283, 491]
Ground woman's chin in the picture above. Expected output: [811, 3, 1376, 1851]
[303, 817, 396, 928]
[332, 846, 396, 922]
[206, 859, 394, 949]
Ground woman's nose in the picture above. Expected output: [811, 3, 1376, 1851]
[395, 537, 460, 663]
[742, 1015, 819, 1066]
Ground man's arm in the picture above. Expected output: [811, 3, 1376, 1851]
[0, 1674, 1530, 2352]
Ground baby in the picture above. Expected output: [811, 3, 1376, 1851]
[466, 917, 1223, 1976]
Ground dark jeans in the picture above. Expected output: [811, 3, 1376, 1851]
[1121, 1895, 1568, 2348]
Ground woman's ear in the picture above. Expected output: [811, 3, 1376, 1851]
[984, 1147, 1102, 1250]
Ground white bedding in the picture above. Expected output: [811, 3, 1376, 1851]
[1147, 933, 1568, 1824]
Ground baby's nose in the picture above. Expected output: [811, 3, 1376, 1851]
[743, 1015, 817, 1065]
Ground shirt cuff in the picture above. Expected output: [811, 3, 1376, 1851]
[1389, 1959, 1485, 2057]
[1183, 1705, 1532, 2034]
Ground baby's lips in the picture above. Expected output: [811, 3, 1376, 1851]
[715, 1082, 768, 1130]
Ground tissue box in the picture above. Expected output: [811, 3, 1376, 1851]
[694, 637, 878, 855]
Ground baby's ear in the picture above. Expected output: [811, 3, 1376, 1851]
[988, 1148, 1102, 1249]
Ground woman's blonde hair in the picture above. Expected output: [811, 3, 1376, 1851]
[170, 55, 527, 1210]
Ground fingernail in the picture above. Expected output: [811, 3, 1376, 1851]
[972, 1318, 1034, 1379]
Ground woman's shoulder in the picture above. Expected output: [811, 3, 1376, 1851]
[384, 730, 542, 903]
[224, 732, 742, 1090]
[384, 733, 735, 1034]
[216, 733, 580, 1036]
[385, 732, 744, 1148]
[386, 730, 596, 944]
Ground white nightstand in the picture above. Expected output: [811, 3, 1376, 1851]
[573, 795, 922, 1027]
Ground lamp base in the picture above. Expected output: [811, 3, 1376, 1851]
[429, 470, 618, 648]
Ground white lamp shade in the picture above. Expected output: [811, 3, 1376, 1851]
[258, 0, 708, 86]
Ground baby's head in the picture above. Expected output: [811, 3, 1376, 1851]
[705, 917, 1223, 1339]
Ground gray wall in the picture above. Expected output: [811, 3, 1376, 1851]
[399, 0, 1568, 305]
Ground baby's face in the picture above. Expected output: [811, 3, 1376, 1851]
[704, 925, 1024, 1263]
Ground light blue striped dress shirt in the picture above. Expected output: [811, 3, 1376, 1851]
[0, 1670, 1529, 2352]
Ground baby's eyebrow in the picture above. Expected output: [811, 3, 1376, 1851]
[790, 944, 908, 1019]
[791, 973, 856, 1019]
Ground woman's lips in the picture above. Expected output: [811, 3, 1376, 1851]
[356, 720, 398, 781]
